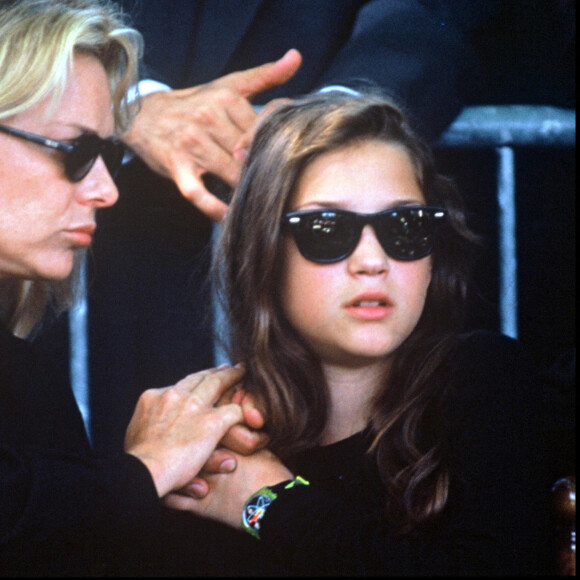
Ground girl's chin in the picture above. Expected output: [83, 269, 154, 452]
[321, 348, 394, 368]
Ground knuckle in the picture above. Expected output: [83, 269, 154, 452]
[201, 372, 222, 390]
[139, 388, 158, 403]
[191, 106, 217, 127]
[174, 133, 203, 154]
[195, 411, 222, 434]
[214, 86, 237, 104]
[162, 388, 182, 406]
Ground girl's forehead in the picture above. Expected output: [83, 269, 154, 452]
[291, 141, 424, 212]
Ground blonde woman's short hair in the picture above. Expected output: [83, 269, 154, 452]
[0, 0, 142, 337]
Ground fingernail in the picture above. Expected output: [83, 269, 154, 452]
[233, 148, 248, 162]
[190, 482, 206, 497]
[220, 459, 236, 472]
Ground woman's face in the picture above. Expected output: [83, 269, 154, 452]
[281, 140, 432, 369]
[0, 53, 118, 280]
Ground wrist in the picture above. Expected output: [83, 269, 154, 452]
[241, 476, 310, 539]
[127, 451, 169, 497]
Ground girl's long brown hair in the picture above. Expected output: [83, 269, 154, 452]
[213, 91, 479, 534]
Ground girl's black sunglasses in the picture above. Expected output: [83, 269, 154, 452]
[0, 124, 124, 183]
[282, 206, 447, 263]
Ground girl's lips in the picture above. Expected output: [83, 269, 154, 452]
[344, 292, 393, 320]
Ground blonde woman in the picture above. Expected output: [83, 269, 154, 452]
[0, 1, 263, 574]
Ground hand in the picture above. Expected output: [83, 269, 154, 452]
[164, 449, 294, 529]
[125, 365, 245, 497]
[122, 49, 302, 222]
[185, 389, 270, 499]
[220, 387, 269, 454]
[233, 97, 295, 163]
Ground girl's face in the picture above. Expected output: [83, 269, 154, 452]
[0, 53, 118, 281]
[281, 140, 432, 369]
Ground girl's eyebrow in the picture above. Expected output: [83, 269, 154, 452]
[294, 197, 426, 211]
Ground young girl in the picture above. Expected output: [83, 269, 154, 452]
[169, 91, 551, 575]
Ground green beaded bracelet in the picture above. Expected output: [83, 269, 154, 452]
[241, 476, 310, 539]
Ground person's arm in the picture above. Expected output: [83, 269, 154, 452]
[233, 0, 497, 160]
[0, 364, 258, 575]
[165, 333, 550, 575]
[313, 0, 498, 141]
[124, 365, 247, 496]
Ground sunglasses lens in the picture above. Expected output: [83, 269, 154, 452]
[376, 208, 439, 261]
[64, 135, 98, 181]
[289, 212, 359, 263]
[102, 141, 125, 178]
[65, 135, 124, 182]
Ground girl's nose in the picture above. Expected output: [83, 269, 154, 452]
[347, 225, 389, 276]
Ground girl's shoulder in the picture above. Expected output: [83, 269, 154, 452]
[453, 328, 522, 357]
[444, 330, 541, 423]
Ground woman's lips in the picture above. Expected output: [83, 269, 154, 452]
[64, 224, 96, 247]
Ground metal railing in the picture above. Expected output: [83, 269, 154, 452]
[70, 105, 576, 434]
[435, 105, 575, 339]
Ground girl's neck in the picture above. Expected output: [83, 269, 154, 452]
[319, 360, 389, 445]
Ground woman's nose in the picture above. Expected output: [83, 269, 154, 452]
[76, 156, 119, 207]
[347, 225, 389, 275]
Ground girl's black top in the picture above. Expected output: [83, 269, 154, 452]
[259, 331, 552, 576]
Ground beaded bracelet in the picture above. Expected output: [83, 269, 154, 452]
[241, 476, 310, 539]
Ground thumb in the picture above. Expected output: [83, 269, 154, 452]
[223, 49, 302, 99]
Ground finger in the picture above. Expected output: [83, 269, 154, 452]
[220, 424, 269, 455]
[164, 492, 199, 511]
[241, 392, 265, 429]
[223, 49, 302, 100]
[230, 389, 265, 429]
[166, 478, 209, 500]
[216, 386, 236, 406]
[171, 131, 242, 188]
[171, 365, 224, 391]
[213, 402, 245, 431]
[221, 95, 259, 135]
[233, 133, 251, 163]
[172, 164, 229, 222]
[233, 97, 294, 162]
[203, 448, 237, 474]
[230, 388, 244, 405]
[192, 85, 258, 135]
[184, 94, 251, 153]
[181, 477, 209, 499]
[174, 365, 245, 401]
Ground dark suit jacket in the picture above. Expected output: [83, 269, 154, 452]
[122, 0, 499, 139]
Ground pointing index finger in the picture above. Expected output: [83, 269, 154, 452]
[223, 49, 302, 100]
